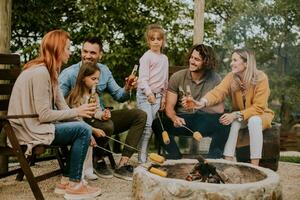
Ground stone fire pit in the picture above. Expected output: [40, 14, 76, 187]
[132, 159, 282, 200]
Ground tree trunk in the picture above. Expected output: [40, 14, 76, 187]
[0, 0, 12, 174]
[190, 0, 205, 154]
[0, 0, 12, 53]
[193, 0, 205, 45]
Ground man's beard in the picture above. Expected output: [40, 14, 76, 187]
[82, 59, 97, 65]
[189, 65, 204, 73]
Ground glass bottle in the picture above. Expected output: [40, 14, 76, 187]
[88, 84, 97, 122]
[88, 84, 97, 104]
[185, 85, 193, 109]
[125, 64, 138, 89]
[126, 64, 138, 99]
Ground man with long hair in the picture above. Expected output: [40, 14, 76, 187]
[152, 44, 230, 159]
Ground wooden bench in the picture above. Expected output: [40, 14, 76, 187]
[0, 53, 68, 200]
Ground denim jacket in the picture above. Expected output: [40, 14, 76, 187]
[59, 62, 129, 108]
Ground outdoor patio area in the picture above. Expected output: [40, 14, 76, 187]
[0, 153, 299, 200]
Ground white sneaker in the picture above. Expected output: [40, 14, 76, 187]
[85, 173, 98, 180]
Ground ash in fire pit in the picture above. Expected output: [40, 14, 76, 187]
[154, 156, 266, 184]
[133, 159, 281, 200]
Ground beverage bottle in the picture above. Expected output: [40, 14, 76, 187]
[179, 85, 185, 97]
[88, 84, 97, 104]
[88, 84, 97, 122]
[125, 64, 138, 89]
[185, 85, 193, 109]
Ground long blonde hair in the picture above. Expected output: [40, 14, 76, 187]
[67, 63, 100, 107]
[230, 48, 266, 95]
[233, 48, 261, 87]
[24, 30, 70, 86]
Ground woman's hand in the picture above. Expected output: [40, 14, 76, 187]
[92, 127, 106, 137]
[90, 136, 97, 147]
[77, 103, 97, 118]
[147, 94, 156, 104]
[219, 112, 236, 125]
[102, 109, 111, 121]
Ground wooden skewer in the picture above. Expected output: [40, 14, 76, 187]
[104, 135, 139, 152]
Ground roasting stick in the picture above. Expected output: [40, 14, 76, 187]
[94, 145, 167, 177]
[102, 135, 165, 164]
[181, 125, 203, 141]
[156, 113, 170, 144]
[104, 135, 139, 151]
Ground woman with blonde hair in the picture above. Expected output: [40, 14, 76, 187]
[182, 48, 274, 165]
[8, 30, 101, 199]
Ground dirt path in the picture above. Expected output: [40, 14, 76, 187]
[0, 160, 299, 200]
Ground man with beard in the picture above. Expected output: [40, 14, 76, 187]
[59, 37, 146, 181]
[152, 44, 230, 159]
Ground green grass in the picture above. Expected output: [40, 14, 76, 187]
[279, 156, 300, 163]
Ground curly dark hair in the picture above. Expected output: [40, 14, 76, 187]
[186, 44, 218, 71]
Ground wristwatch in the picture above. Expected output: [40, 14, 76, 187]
[235, 111, 244, 122]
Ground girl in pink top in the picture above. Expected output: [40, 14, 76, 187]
[137, 24, 169, 163]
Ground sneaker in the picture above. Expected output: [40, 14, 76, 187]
[54, 181, 69, 195]
[54, 176, 70, 194]
[94, 161, 113, 178]
[84, 173, 98, 181]
[114, 165, 134, 181]
[64, 182, 101, 200]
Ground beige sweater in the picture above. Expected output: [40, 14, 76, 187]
[8, 65, 78, 155]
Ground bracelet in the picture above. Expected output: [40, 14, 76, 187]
[235, 111, 244, 122]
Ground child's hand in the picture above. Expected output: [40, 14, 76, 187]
[90, 136, 97, 147]
[92, 128, 106, 137]
[147, 94, 156, 104]
[77, 103, 97, 118]
[102, 109, 111, 120]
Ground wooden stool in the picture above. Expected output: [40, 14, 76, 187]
[236, 122, 280, 171]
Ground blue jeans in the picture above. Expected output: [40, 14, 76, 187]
[52, 121, 92, 181]
[152, 111, 230, 159]
[137, 90, 162, 162]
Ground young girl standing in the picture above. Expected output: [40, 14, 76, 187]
[67, 62, 114, 178]
[137, 24, 169, 163]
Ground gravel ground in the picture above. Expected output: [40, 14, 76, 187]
[0, 153, 299, 200]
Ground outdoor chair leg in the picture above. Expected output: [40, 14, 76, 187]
[4, 122, 45, 200]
